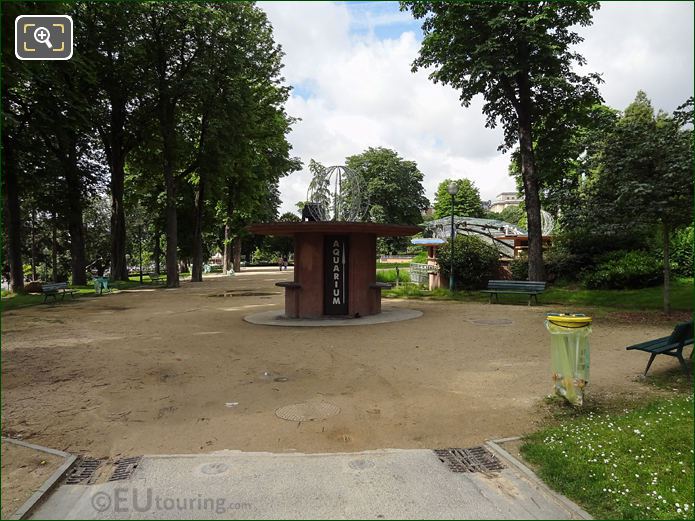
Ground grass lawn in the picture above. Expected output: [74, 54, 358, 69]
[521, 396, 694, 519]
[0, 276, 164, 312]
[384, 278, 693, 312]
[376, 262, 412, 269]
[376, 268, 410, 284]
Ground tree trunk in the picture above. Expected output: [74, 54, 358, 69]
[232, 237, 241, 273]
[2, 131, 24, 293]
[190, 173, 205, 282]
[109, 155, 129, 281]
[65, 160, 87, 285]
[51, 213, 58, 282]
[663, 222, 671, 314]
[153, 232, 161, 276]
[30, 209, 37, 281]
[223, 224, 231, 274]
[517, 103, 545, 282]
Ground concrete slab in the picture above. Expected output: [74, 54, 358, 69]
[31, 448, 588, 520]
[244, 307, 423, 327]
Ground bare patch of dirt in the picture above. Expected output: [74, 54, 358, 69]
[1, 271, 685, 460]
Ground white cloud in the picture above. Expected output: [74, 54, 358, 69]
[261, 1, 694, 215]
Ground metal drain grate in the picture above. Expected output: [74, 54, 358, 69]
[434, 446, 505, 473]
[65, 458, 102, 485]
[108, 456, 142, 481]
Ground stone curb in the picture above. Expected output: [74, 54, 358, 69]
[1, 437, 77, 520]
[486, 437, 593, 520]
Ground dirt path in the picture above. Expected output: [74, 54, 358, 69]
[1, 271, 677, 461]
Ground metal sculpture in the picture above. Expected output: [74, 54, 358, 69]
[304, 163, 369, 222]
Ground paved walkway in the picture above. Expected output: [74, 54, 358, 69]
[31, 447, 590, 519]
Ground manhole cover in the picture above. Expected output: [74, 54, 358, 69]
[435, 447, 504, 473]
[275, 401, 341, 422]
[209, 291, 279, 298]
[200, 462, 230, 475]
[65, 458, 102, 485]
[348, 459, 375, 470]
[108, 456, 142, 481]
[470, 318, 514, 326]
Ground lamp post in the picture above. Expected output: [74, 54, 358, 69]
[447, 181, 459, 291]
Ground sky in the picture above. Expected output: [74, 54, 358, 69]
[258, 1, 695, 215]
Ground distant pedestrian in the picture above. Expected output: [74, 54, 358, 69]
[282, 255, 288, 270]
[278, 257, 283, 271]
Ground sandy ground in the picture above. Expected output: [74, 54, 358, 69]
[1, 441, 64, 518]
[0, 270, 682, 461]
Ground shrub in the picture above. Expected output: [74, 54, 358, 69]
[671, 225, 693, 277]
[581, 250, 663, 289]
[411, 251, 428, 263]
[436, 235, 500, 290]
[510, 256, 528, 281]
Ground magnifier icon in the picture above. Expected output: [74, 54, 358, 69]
[34, 26, 52, 49]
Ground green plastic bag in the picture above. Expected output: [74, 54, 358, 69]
[545, 319, 591, 406]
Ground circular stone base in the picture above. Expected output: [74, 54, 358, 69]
[243, 307, 422, 327]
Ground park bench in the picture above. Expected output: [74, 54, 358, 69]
[481, 280, 547, 306]
[626, 321, 693, 376]
[148, 273, 162, 284]
[42, 282, 79, 303]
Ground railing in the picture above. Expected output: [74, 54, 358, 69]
[409, 262, 438, 287]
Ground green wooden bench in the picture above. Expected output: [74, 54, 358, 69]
[481, 280, 547, 306]
[148, 273, 162, 284]
[42, 282, 79, 303]
[626, 321, 693, 376]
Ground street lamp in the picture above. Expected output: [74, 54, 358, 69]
[447, 181, 459, 291]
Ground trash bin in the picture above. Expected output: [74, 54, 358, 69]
[545, 313, 592, 406]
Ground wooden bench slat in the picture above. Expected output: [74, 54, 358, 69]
[481, 280, 546, 306]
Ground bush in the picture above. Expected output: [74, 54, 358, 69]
[671, 225, 693, 277]
[510, 256, 528, 281]
[411, 251, 428, 263]
[436, 235, 500, 290]
[581, 250, 663, 289]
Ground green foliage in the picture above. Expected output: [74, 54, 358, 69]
[346, 147, 429, 225]
[376, 269, 410, 284]
[402, 1, 602, 152]
[497, 205, 525, 227]
[436, 235, 500, 290]
[432, 178, 484, 219]
[581, 250, 663, 290]
[510, 257, 529, 281]
[251, 247, 279, 265]
[411, 251, 428, 263]
[671, 226, 693, 277]
[521, 396, 694, 520]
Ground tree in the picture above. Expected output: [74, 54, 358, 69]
[78, 4, 151, 281]
[432, 178, 484, 219]
[586, 92, 692, 313]
[402, 1, 603, 281]
[345, 147, 429, 225]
